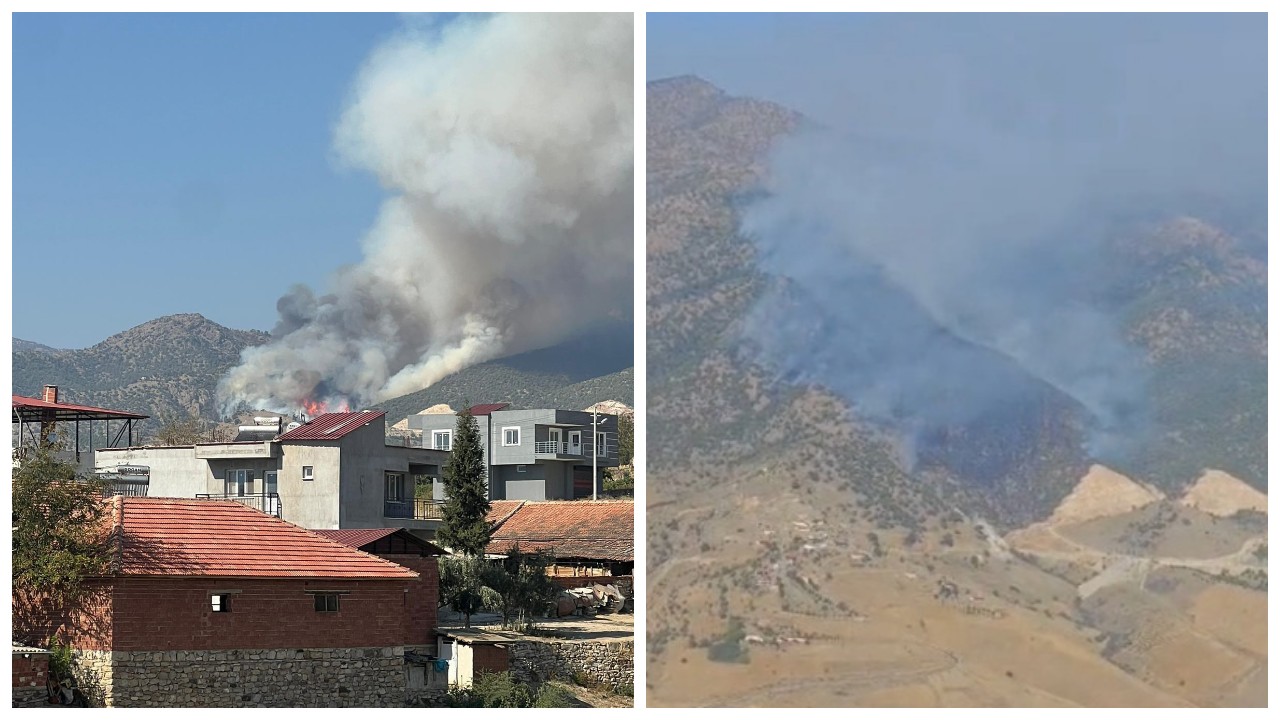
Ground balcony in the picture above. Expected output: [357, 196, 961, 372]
[195, 492, 282, 518]
[383, 498, 446, 521]
[534, 441, 584, 457]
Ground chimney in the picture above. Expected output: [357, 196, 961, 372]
[42, 385, 59, 404]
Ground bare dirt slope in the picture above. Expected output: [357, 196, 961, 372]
[650, 463, 1267, 708]
[1180, 469, 1268, 517]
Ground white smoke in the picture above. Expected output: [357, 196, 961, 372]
[218, 13, 633, 413]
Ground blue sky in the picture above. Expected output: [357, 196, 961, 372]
[12, 13, 410, 348]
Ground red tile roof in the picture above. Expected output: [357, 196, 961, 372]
[276, 411, 386, 441]
[486, 500, 634, 562]
[112, 497, 417, 579]
[467, 403, 510, 416]
[12, 394, 148, 420]
[485, 501, 526, 527]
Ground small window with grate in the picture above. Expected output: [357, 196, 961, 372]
[314, 593, 340, 612]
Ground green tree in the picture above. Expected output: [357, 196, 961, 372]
[483, 545, 557, 631]
[438, 554, 498, 629]
[11, 446, 113, 605]
[438, 410, 492, 556]
[615, 413, 633, 466]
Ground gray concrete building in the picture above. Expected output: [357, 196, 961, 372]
[96, 411, 450, 533]
[408, 403, 619, 502]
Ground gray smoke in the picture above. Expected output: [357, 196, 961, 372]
[739, 14, 1265, 462]
[219, 13, 633, 413]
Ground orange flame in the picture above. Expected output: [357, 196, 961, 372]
[302, 398, 326, 417]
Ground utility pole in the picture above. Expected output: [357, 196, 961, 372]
[592, 410, 598, 501]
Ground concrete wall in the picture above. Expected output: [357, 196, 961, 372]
[333, 424, 446, 528]
[206, 458, 280, 495]
[277, 444, 342, 528]
[495, 464, 543, 501]
[94, 446, 212, 499]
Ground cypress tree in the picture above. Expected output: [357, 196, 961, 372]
[438, 409, 492, 556]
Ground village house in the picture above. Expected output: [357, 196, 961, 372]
[11, 497, 431, 708]
[486, 500, 635, 585]
[410, 404, 621, 501]
[309, 528, 444, 646]
[95, 411, 451, 535]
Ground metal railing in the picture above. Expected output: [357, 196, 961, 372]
[534, 441, 583, 455]
[383, 498, 446, 521]
[195, 493, 283, 518]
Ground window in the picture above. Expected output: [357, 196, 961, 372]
[596, 432, 607, 457]
[225, 469, 255, 497]
[302, 465, 314, 481]
[516, 465, 526, 473]
[211, 594, 231, 613]
[265, 471, 278, 496]
[433, 430, 452, 451]
[314, 593, 340, 612]
[385, 472, 405, 502]
[502, 426, 521, 446]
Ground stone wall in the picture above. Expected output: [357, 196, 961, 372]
[509, 639, 633, 692]
[73, 646, 406, 707]
[72, 649, 113, 707]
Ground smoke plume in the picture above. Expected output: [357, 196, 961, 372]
[219, 13, 633, 413]
[738, 14, 1265, 463]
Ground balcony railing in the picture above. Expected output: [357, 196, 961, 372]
[534, 441, 584, 456]
[195, 493, 282, 518]
[383, 498, 446, 521]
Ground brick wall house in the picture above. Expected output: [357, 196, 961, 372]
[310, 528, 444, 647]
[12, 497, 420, 708]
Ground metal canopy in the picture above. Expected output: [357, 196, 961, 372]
[12, 395, 148, 422]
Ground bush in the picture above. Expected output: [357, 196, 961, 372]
[447, 672, 576, 708]
[533, 683, 576, 707]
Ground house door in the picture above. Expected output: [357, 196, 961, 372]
[548, 428, 562, 453]
[568, 431, 581, 455]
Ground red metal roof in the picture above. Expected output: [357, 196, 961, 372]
[311, 528, 445, 555]
[276, 411, 386, 441]
[486, 500, 634, 562]
[467, 403, 510, 416]
[12, 395, 148, 420]
[112, 497, 417, 579]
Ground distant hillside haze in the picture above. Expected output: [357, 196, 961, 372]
[646, 76, 1266, 528]
[13, 313, 271, 422]
[13, 313, 634, 434]
[373, 321, 634, 424]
